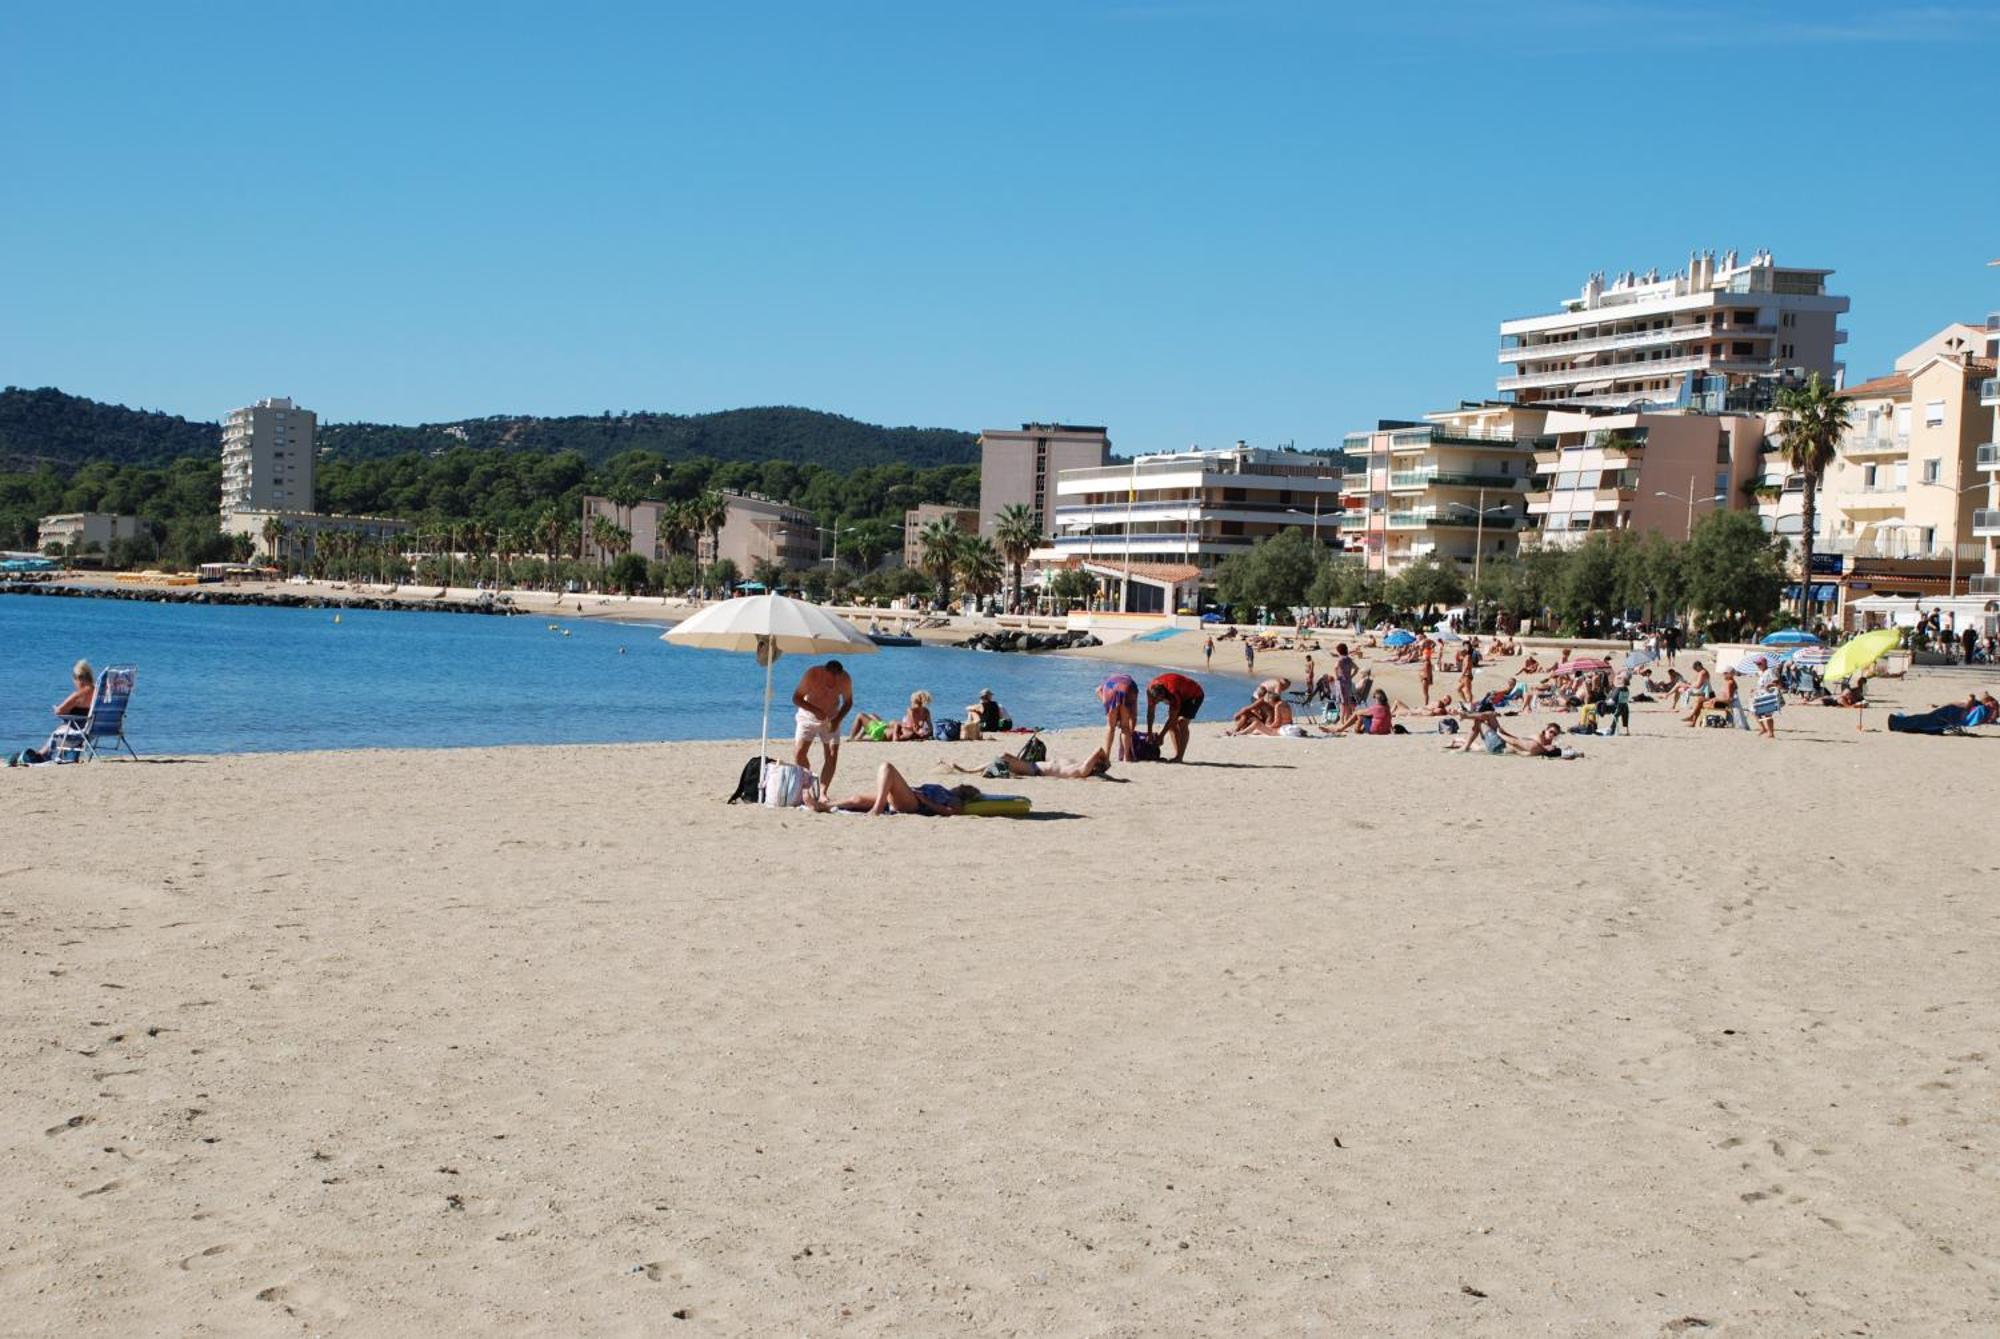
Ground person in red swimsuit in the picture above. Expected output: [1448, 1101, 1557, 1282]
[1145, 672, 1205, 762]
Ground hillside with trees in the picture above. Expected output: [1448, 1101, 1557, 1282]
[0, 388, 978, 473]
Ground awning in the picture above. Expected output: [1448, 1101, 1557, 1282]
[1570, 379, 1614, 393]
[1781, 584, 1839, 601]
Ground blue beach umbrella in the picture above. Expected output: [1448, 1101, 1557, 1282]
[1383, 629, 1417, 648]
[1761, 629, 1819, 646]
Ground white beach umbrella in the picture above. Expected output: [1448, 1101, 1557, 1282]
[662, 594, 877, 798]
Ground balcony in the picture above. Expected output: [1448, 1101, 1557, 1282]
[1385, 424, 1549, 453]
[1388, 469, 1526, 491]
[1498, 323, 1774, 364]
[1977, 443, 2000, 471]
[1974, 509, 2000, 537]
[1386, 511, 1519, 531]
[1497, 352, 1722, 392]
[1842, 436, 1909, 461]
[1987, 312, 2000, 331]
[1971, 574, 2000, 595]
[1338, 514, 1369, 531]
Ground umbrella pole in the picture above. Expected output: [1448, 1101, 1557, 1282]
[759, 637, 775, 803]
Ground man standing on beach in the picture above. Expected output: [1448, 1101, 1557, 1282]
[792, 660, 853, 791]
[1204, 635, 1214, 669]
[1244, 641, 1255, 673]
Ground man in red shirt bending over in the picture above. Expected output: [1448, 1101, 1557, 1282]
[1145, 672, 1205, 763]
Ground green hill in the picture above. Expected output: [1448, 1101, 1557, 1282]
[0, 388, 979, 473]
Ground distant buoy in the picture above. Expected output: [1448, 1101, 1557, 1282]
[548, 623, 559, 630]
[562, 630, 571, 637]
[332, 613, 341, 624]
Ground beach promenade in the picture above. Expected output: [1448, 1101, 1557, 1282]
[5, 667, 1998, 1335]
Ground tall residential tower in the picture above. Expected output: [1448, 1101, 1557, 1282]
[220, 396, 316, 517]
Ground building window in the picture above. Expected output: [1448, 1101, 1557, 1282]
[1922, 527, 1937, 552]
[1924, 400, 1945, 427]
[1923, 459, 1941, 483]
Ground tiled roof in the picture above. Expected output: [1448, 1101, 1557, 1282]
[1077, 560, 1203, 583]
[1839, 372, 1911, 400]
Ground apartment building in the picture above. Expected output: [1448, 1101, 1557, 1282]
[220, 396, 316, 517]
[37, 512, 142, 556]
[699, 492, 820, 574]
[1037, 444, 1345, 578]
[1526, 408, 1768, 548]
[902, 504, 978, 569]
[1795, 327, 1995, 591]
[1498, 249, 1849, 410]
[1978, 311, 2000, 594]
[977, 424, 1113, 540]
[580, 495, 676, 564]
[220, 509, 410, 564]
[1340, 406, 1543, 575]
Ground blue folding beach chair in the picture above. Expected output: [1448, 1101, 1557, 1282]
[51, 666, 140, 762]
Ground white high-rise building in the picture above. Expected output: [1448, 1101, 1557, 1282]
[1498, 249, 1849, 410]
[220, 396, 316, 517]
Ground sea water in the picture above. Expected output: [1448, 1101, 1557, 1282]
[0, 596, 1227, 756]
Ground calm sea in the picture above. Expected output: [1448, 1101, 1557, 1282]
[0, 596, 1228, 756]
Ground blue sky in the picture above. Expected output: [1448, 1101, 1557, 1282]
[4, 1, 1997, 453]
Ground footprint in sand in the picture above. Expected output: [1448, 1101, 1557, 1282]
[255, 1282, 349, 1325]
[179, 1245, 230, 1271]
[78, 1179, 122, 1198]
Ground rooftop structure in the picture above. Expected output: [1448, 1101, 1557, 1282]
[1499, 249, 1849, 411]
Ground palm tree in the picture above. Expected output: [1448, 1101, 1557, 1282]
[694, 490, 729, 565]
[992, 503, 1040, 610]
[589, 514, 623, 580]
[657, 501, 693, 560]
[917, 517, 965, 605]
[261, 515, 287, 571]
[956, 535, 1004, 606]
[840, 518, 897, 573]
[1772, 373, 1852, 617]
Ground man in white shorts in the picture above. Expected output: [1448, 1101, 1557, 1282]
[791, 659, 854, 792]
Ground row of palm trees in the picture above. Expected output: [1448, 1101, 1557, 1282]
[913, 502, 1042, 606]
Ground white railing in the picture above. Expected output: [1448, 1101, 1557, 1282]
[1497, 353, 1716, 392]
[1498, 323, 1774, 364]
[1843, 434, 1908, 454]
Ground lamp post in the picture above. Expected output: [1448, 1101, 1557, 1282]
[1655, 474, 1726, 540]
[1914, 478, 1987, 597]
[1447, 488, 1514, 629]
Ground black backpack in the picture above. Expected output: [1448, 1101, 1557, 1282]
[1018, 734, 1047, 764]
[727, 755, 771, 804]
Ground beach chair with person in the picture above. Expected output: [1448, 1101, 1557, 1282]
[52, 666, 141, 762]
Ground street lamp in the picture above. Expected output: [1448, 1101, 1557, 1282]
[1914, 478, 1987, 597]
[1654, 475, 1726, 540]
[1446, 487, 1515, 628]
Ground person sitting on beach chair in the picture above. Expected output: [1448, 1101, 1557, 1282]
[808, 761, 982, 816]
[6, 659, 96, 767]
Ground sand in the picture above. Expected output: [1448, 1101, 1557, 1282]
[5, 664, 1999, 1335]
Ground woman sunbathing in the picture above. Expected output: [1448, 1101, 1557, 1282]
[1447, 714, 1578, 758]
[1392, 692, 1454, 717]
[1227, 694, 1296, 736]
[955, 747, 1117, 780]
[809, 762, 982, 816]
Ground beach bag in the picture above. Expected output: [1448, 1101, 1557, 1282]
[726, 755, 770, 804]
[760, 762, 809, 809]
[935, 717, 961, 742]
[1017, 734, 1048, 764]
[1131, 732, 1162, 762]
[1437, 717, 1459, 734]
[1751, 688, 1782, 718]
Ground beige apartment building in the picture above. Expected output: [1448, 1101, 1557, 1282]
[220, 509, 411, 564]
[976, 423, 1112, 541]
[1499, 249, 1848, 410]
[221, 396, 316, 517]
[37, 512, 143, 556]
[1340, 405, 1543, 575]
[1039, 444, 1345, 583]
[902, 504, 977, 569]
[1976, 314, 2000, 595]
[1525, 408, 1770, 548]
[1793, 327, 1995, 592]
[580, 492, 819, 574]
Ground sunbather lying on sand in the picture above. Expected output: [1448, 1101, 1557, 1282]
[1445, 713, 1579, 759]
[1392, 692, 1454, 717]
[954, 747, 1118, 780]
[1227, 693, 1295, 736]
[808, 762, 982, 816]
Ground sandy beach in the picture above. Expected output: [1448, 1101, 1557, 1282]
[5, 666, 1999, 1335]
